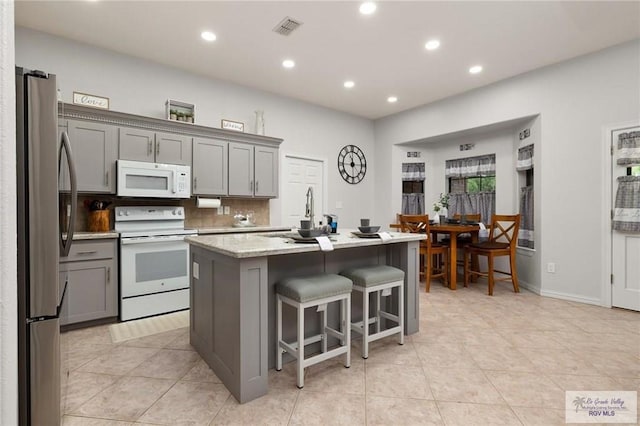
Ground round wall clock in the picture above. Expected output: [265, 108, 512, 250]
[337, 144, 367, 184]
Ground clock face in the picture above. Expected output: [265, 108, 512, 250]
[337, 144, 367, 184]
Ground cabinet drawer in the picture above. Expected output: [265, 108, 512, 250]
[60, 240, 116, 262]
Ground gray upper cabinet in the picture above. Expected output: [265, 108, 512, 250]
[228, 142, 254, 196]
[119, 127, 192, 166]
[228, 142, 278, 198]
[61, 120, 117, 193]
[193, 137, 228, 196]
[254, 146, 278, 197]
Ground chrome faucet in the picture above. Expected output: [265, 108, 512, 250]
[305, 186, 314, 228]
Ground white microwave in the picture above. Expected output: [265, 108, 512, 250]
[117, 160, 191, 198]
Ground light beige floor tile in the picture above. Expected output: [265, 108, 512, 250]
[497, 330, 566, 350]
[269, 360, 301, 390]
[511, 406, 566, 426]
[129, 348, 200, 380]
[289, 391, 365, 425]
[62, 415, 134, 425]
[352, 336, 421, 365]
[70, 376, 175, 421]
[486, 371, 565, 409]
[138, 381, 230, 425]
[181, 358, 222, 383]
[466, 344, 538, 373]
[64, 343, 117, 372]
[547, 373, 625, 391]
[522, 348, 601, 375]
[302, 357, 365, 395]
[62, 371, 120, 413]
[414, 342, 479, 369]
[455, 329, 513, 348]
[436, 401, 522, 426]
[121, 328, 185, 349]
[579, 350, 640, 378]
[366, 397, 443, 425]
[77, 346, 159, 376]
[212, 388, 299, 425]
[365, 363, 433, 399]
[64, 325, 114, 347]
[164, 328, 194, 351]
[425, 367, 505, 404]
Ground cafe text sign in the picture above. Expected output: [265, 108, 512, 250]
[73, 92, 110, 110]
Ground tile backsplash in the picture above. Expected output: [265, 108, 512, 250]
[63, 194, 270, 231]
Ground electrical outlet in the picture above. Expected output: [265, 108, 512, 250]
[224, 206, 230, 215]
[547, 262, 556, 273]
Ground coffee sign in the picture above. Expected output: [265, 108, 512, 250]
[73, 92, 109, 110]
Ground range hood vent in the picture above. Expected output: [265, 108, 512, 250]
[273, 17, 303, 36]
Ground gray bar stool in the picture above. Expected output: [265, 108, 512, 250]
[275, 273, 353, 388]
[340, 265, 404, 359]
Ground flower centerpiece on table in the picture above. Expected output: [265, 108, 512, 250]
[433, 193, 450, 217]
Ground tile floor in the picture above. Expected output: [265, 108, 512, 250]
[61, 282, 639, 425]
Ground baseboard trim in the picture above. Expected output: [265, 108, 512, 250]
[539, 288, 602, 306]
[518, 280, 540, 295]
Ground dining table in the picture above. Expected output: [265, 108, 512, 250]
[429, 223, 480, 290]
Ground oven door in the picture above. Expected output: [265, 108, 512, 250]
[120, 235, 190, 297]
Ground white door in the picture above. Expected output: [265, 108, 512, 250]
[282, 156, 324, 228]
[611, 125, 640, 311]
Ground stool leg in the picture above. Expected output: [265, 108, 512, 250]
[276, 297, 283, 371]
[296, 304, 304, 389]
[340, 296, 346, 346]
[321, 306, 328, 354]
[362, 289, 369, 359]
[375, 289, 381, 334]
[344, 295, 351, 368]
[398, 284, 404, 345]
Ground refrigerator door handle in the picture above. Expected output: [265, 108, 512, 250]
[59, 131, 77, 257]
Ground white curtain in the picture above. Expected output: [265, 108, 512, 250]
[448, 192, 495, 224]
[617, 131, 640, 166]
[402, 163, 425, 180]
[613, 176, 640, 233]
[517, 144, 534, 171]
[445, 154, 496, 178]
[402, 163, 425, 214]
[518, 186, 534, 248]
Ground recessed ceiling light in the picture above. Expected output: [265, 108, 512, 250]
[387, 96, 398, 103]
[201, 31, 216, 42]
[469, 65, 483, 74]
[344, 81, 355, 89]
[282, 59, 295, 69]
[359, 2, 377, 15]
[425, 39, 440, 51]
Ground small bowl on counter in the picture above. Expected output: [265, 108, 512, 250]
[358, 226, 380, 234]
[298, 228, 324, 238]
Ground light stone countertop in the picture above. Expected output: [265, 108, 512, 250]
[186, 230, 425, 259]
[198, 226, 293, 235]
[69, 231, 119, 240]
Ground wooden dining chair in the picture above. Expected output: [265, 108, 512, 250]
[399, 214, 448, 292]
[463, 214, 520, 295]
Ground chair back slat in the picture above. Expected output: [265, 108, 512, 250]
[399, 214, 429, 234]
[489, 214, 520, 247]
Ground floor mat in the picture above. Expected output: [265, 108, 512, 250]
[108, 310, 189, 343]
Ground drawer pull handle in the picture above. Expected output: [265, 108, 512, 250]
[76, 250, 98, 255]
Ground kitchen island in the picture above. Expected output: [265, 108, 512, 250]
[185, 230, 424, 403]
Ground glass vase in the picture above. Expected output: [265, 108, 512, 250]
[254, 110, 265, 135]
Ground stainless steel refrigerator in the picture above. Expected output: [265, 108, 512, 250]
[16, 67, 77, 425]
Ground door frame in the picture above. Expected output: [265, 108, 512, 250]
[601, 120, 640, 308]
[281, 153, 328, 226]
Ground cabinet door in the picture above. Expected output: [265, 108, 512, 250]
[118, 127, 155, 163]
[254, 146, 278, 197]
[67, 120, 117, 193]
[228, 142, 254, 196]
[155, 132, 192, 166]
[59, 259, 117, 325]
[193, 137, 227, 195]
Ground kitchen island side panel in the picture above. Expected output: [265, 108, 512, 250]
[387, 240, 420, 334]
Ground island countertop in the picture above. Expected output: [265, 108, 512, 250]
[185, 230, 425, 259]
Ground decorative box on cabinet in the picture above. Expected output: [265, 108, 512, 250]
[59, 239, 118, 326]
[228, 142, 278, 198]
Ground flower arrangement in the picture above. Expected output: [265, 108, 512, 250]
[433, 192, 450, 213]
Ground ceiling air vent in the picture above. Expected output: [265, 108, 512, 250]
[273, 17, 303, 36]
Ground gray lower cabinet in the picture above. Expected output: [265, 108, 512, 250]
[59, 239, 118, 326]
[119, 127, 192, 166]
[60, 119, 117, 193]
[193, 137, 227, 195]
[228, 142, 278, 197]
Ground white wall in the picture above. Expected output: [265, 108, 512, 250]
[0, 2, 17, 424]
[15, 27, 376, 229]
[374, 40, 640, 304]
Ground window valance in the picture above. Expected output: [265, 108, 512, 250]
[617, 131, 640, 166]
[613, 176, 640, 233]
[445, 154, 495, 178]
[402, 162, 425, 181]
[516, 144, 534, 171]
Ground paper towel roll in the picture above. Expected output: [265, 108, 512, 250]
[196, 197, 221, 209]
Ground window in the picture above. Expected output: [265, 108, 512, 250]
[449, 176, 496, 193]
[630, 165, 640, 176]
[444, 154, 496, 223]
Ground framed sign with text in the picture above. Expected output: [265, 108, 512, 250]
[221, 119, 244, 132]
[73, 92, 110, 110]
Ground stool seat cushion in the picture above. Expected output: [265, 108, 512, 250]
[340, 265, 405, 288]
[276, 274, 353, 303]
